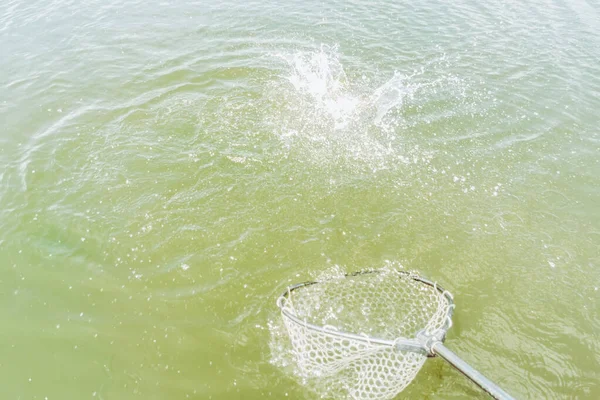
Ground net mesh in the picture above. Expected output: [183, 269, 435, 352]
[279, 270, 452, 400]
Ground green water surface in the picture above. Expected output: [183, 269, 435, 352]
[1, 0, 599, 399]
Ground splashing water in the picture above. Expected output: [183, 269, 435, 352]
[278, 45, 415, 131]
[370, 72, 412, 126]
[284, 46, 361, 130]
[269, 46, 435, 173]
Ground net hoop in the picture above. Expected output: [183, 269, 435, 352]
[277, 269, 455, 355]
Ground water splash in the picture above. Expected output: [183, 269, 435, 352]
[283, 46, 360, 130]
[370, 71, 411, 126]
[269, 45, 428, 173]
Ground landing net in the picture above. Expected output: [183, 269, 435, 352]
[277, 270, 453, 399]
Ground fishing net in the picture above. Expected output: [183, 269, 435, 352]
[277, 270, 454, 400]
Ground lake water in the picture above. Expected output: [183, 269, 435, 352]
[1, 0, 599, 399]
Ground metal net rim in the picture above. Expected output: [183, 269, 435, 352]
[277, 269, 455, 354]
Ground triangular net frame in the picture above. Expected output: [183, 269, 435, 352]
[277, 270, 454, 400]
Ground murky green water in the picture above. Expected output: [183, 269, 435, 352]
[1, 0, 599, 399]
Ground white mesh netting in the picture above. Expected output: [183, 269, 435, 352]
[279, 270, 452, 400]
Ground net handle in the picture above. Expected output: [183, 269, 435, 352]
[431, 342, 516, 400]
